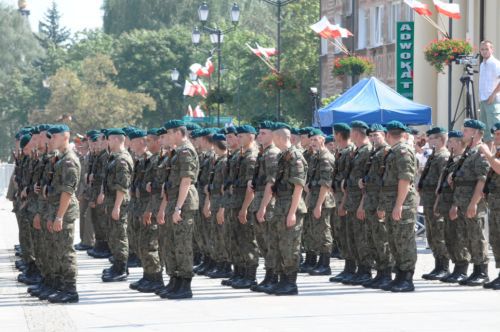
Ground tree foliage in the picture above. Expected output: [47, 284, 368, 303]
[37, 1, 71, 47]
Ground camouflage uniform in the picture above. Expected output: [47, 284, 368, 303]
[77, 152, 95, 247]
[90, 149, 110, 252]
[301, 148, 315, 254]
[196, 150, 215, 262]
[18, 154, 35, 268]
[485, 154, 500, 269]
[154, 150, 172, 268]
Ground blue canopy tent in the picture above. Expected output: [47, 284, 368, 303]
[314, 77, 432, 132]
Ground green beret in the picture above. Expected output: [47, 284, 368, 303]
[106, 128, 126, 137]
[164, 120, 186, 130]
[448, 130, 464, 138]
[86, 129, 100, 137]
[237, 125, 257, 134]
[185, 122, 202, 131]
[290, 127, 301, 135]
[350, 121, 369, 130]
[308, 128, 325, 138]
[89, 134, 100, 142]
[20, 134, 32, 149]
[491, 122, 500, 134]
[273, 122, 292, 131]
[147, 128, 160, 136]
[368, 123, 386, 134]
[224, 126, 238, 135]
[48, 124, 70, 134]
[212, 133, 226, 141]
[157, 127, 167, 136]
[385, 121, 407, 132]
[129, 129, 147, 140]
[190, 129, 204, 139]
[333, 123, 351, 133]
[259, 120, 275, 130]
[463, 119, 485, 130]
[325, 135, 335, 143]
[299, 127, 315, 135]
[197, 128, 215, 137]
[426, 126, 447, 136]
[32, 126, 41, 135]
[38, 124, 51, 132]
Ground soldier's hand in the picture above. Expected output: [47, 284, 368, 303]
[449, 206, 458, 220]
[304, 185, 310, 193]
[203, 206, 211, 219]
[313, 205, 322, 220]
[392, 204, 402, 221]
[377, 210, 385, 219]
[338, 204, 347, 217]
[33, 214, 41, 230]
[157, 209, 165, 225]
[479, 143, 493, 158]
[42, 185, 47, 199]
[256, 208, 266, 223]
[21, 188, 27, 198]
[34, 183, 41, 194]
[447, 174, 454, 188]
[89, 201, 96, 208]
[356, 207, 365, 221]
[53, 219, 63, 232]
[97, 193, 105, 205]
[143, 211, 152, 226]
[47, 220, 54, 233]
[358, 179, 365, 189]
[238, 209, 248, 224]
[466, 203, 477, 219]
[112, 206, 120, 221]
[172, 211, 182, 224]
[216, 209, 225, 225]
[286, 213, 296, 229]
[146, 182, 152, 193]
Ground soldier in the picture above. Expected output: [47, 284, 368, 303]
[343, 121, 374, 285]
[157, 120, 200, 300]
[435, 131, 471, 283]
[324, 134, 340, 258]
[264, 122, 307, 295]
[305, 128, 335, 276]
[100, 128, 134, 282]
[481, 122, 500, 290]
[359, 124, 393, 289]
[449, 120, 490, 286]
[329, 123, 356, 283]
[377, 121, 418, 292]
[251, 121, 280, 292]
[418, 127, 451, 280]
[44, 124, 81, 303]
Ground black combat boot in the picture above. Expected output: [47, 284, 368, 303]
[484, 271, 500, 289]
[299, 252, 317, 273]
[381, 268, 402, 291]
[205, 259, 219, 277]
[443, 262, 468, 283]
[18, 262, 42, 285]
[40, 278, 62, 301]
[129, 273, 147, 290]
[331, 245, 342, 259]
[250, 268, 271, 292]
[102, 261, 129, 282]
[196, 256, 212, 275]
[363, 270, 381, 288]
[193, 252, 202, 267]
[30, 278, 49, 297]
[15, 259, 26, 271]
[209, 262, 233, 279]
[274, 272, 298, 296]
[138, 272, 164, 293]
[222, 265, 244, 286]
[157, 275, 178, 297]
[459, 264, 480, 285]
[350, 266, 372, 286]
[465, 264, 489, 286]
[309, 253, 332, 276]
[164, 277, 193, 300]
[422, 258, 439, 280]
[431, 258, 450, 280]
[232, 266, 257, 289]
[27, 277, 44, 294]
[390, 270, 415, 292]
[264, 273, 285, 295]
[74, 242, 93, 251]
[329, 259, 355, 283]
[341, 262, 359, 285]
[49, 282, 79, 304]
[127, 253, 141, 268]
[370, 268, 393, 289]
[193, 255, 205, 274]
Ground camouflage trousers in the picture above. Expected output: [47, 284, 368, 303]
[253, 208, 275, 270]
[78, 197, 95, 246]
[365, 210, 393, 270]
[330, 208, 340, 253]
[386, 210, 417, 271]
[227, 208, 243, 267]
[310, 207, 333, 254]
[128, 199, 141, 256]
[302, 213, 314, 252]
[333, 212, 353, 260]
[457, 208, 489, 265]
[423, 206, 449, 260]
[194, 209, 211, 256]
[489, 209, 500, 268]
[106, 201, 129, 263]
[210, 210, 229, 263]
[444, 216, 470, 264]
[138, 217, 161, 274]
[42, 223, 56, 278]
[231, 210, 259, 269]
[346, 211, 374, 267]
[52, 221, 78, 288]
[17, 209, 35, 264]
[91, 203, 108, 242]
[163, 206, 195, 278]
[269, 211, 304, 274]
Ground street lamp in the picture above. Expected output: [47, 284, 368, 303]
[189, 72, 198, 81]
[260, 0, 297, 121]
[193, 2, 240, 127]
[171, 68, 180, 82]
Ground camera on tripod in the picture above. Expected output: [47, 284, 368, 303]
[455, 54, 480, 75]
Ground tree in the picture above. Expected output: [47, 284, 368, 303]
[31, 55, 156, 133]
[38, 1, 71, 47]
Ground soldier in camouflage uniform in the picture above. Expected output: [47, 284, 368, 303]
[156, 120, 200, 300]
[343, 121, 374, 286]
[305, 128, 335, 276]
[449, 120, 490, 286]
[418, 127, 451, 280]
[329, 123, 357, 283]
[481, 122, 500, 290]
[100, 129, 134, 282]
[44, 124, 81, 303]
[264, 122, 307, 296]
[358, 124, 393, 289]
[435, 131, 471, 283]
[377, 121, 418, 292]
[251, 121, 280, 292]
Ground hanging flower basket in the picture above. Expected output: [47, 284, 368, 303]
[424, 38, 473, 73]
[204, 88, 232, 107]
[259, 71, 297, 95]
[332, 55, 374, 77]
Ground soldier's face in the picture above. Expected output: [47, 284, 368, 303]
[300, 135, 310, 147]
[258, 129, 272, 146]
[159, 134, 169, 147]
[462, 127, 476, 141]
[326, 142, 336, 152]
[369, 131, 385, 145]
[226, 133, 238, 149]
[309, 135, 324, 151]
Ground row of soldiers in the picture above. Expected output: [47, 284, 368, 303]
[10, 118, 500, 304]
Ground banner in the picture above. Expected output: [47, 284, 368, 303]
[396, 22, 414, 100]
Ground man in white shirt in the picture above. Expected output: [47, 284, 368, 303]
[479, 40, 500, 142]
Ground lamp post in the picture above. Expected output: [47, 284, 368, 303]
[192, 2, 240, 127]
[260, 0, 296, 121]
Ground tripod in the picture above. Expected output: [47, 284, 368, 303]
[450, 64, 478, 129]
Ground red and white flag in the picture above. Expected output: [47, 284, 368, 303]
[193, 105, 205, 118]
[205, 58, 214, 76]
[433, 0, 461, 19]
[187, 104, 194, 117]
[404, 0, 433, 16]
[183, 80, 196, 97]
[190, 63, 210, 77]
[332, 24, 353, 38]
[193, 80, 208, 98]
[310, 16, 337, 39]
[256, 44, 278, 59]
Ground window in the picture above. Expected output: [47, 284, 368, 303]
[373, 5, 385, 47]
[321, 38, 328, 56]
[389, 2, 402, 42]
[404, 2, 415, 21]
[333, 13, 343, 54]
[343, 0, 353, 16]
[357, 8, 368, 49]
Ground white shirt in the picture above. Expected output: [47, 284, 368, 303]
[479, 55, 500, 102]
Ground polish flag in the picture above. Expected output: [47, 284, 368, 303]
[433, 0, 461, 19]
[193, 105, 205, 118]
[332, 25, 354, 38]
[404, 0, 433, 16]
[193, 80, 208, 98]
[310, 16, 337, 39]
[256, 44, 278, 59]
[187, 104, 194, 117]
[183, 80, 196, 97]
[205, 58, 215, 75]
[190, 63, 210, 77]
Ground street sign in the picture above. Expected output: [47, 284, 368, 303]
[396, 21, 414, 100]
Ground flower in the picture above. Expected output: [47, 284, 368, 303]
[424, 38, 473, 73]
[332, 55, 374, 77]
